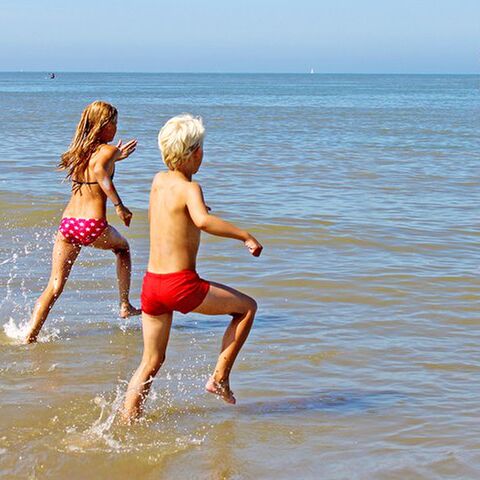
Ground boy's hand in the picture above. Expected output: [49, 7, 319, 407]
[245, 235, 263, 257]
[116, 204, 133, 227]
[116, 139, 137, 161]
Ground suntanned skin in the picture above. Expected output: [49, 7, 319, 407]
[25, 120, 141, 343]
[122, 146, 262, 422]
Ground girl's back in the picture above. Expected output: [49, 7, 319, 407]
[63, 144, 116, 219]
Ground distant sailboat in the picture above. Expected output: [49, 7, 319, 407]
[310, 68, 314, 74]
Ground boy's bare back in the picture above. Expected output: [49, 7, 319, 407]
[148, 170, 205, 274]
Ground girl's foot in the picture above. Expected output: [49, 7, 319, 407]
[120, 303, 142, 318]
[24, 333, 37, 344]
[205, 376, 236, 405]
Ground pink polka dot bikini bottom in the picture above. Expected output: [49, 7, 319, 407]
[59, 217, 108, 246]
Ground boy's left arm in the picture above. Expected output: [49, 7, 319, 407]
[186, 182, 262, 256]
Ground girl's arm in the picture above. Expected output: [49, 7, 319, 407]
[93, 145, 132, 226]
[115, 139, 138, 162]
[93, 145, 123, 205]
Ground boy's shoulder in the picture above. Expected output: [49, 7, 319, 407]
[188, 181, 203, 193]
[151, 172, 199, 197]
[152, 171, 166, 183]
[152, 172, 203, 190]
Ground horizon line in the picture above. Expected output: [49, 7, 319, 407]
[0, 70, 478, 76]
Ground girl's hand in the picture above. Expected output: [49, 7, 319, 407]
[244, 235, 263, 257]
[116, 204, 133, 227]
[116, 139, 137, 161]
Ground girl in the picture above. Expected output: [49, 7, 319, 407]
[25, 101, 140, 343]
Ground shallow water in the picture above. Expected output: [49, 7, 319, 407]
[1, 73, 480, 479]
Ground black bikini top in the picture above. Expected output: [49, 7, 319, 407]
[72, 169, 115, 186]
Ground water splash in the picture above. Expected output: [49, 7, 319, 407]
[60, 376, 211, 455]
[118, 316, 141, 334]
[88, 388, 125, 445]
[63, 387, 125, 453]
[2, 317, 60, 344]
[0, 231, 53, 341]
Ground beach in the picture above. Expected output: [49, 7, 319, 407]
[1, 72, 480, 479]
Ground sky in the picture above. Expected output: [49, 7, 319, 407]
[1, 0, 478, 73]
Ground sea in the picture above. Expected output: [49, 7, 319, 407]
[0, 72, 479, 479]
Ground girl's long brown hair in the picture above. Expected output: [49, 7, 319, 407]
[59, 101, 117, 188]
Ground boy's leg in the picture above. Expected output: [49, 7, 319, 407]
[25, 233, 81, 343]
[91, 225, 140, 318]
[193, 281, 257, 404]
[121, 311, 173, 422]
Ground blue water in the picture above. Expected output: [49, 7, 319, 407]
[1, 73, 480, 479]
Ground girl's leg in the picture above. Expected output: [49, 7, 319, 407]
[25, 233, 81, 343]
[121, 311, 173, 422]
[91, 225, 140, 317]
[193, 282, 257, 404]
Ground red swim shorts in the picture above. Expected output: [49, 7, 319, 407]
[141, 270, 210, 316]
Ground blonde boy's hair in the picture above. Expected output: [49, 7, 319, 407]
[158, 114, 205, 170]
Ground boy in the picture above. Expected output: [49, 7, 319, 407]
[122, 114, 262, 421]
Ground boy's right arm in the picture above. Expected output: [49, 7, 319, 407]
[186, 182, 263, 257]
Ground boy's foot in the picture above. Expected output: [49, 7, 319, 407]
[120, 303, 142, 318]
[205, 377, 236, 405]
[118, 408, 138, 426]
